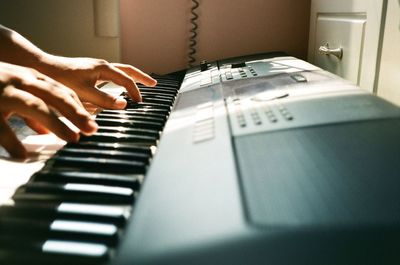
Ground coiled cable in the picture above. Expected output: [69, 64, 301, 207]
[188, 0, 199, 67]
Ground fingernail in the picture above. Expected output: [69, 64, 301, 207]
[74, 133, 80, 143]
[114, 97, 127, 109]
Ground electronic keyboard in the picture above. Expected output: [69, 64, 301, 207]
[1, 52, 400, 265]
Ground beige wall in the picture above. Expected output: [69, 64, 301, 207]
[377, 0, 400, 106]
[0, 0, 120, 62]
[0, 0, 311, 75]
[120, 0, 311, 74]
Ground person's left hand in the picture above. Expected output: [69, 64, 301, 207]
[38, 55, 157, 109]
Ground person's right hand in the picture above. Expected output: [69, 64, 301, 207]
[0, 62, 98, 158]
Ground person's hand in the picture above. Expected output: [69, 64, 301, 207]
[0, 62, 98, 158]
[0, 25, 156, 109]
[38, 55, 157, 109]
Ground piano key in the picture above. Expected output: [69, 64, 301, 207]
[118, 107, 171, 116]
[0, 240, 109, 265]
[141, 96, 174, 105]
[79, 132, 158, 145]
[49, 156, 147, 174]
[96, 113, 166, 123]
[98, 112, 167, 122]
[95, 118, 164, 131]
[65, 142, 155, 157]
[136, 87, 177, 96]
[126, 101, 172, 112]
[125, 102, 172, 112]
[57, 148, 150, 163]
[142, 83, 179, 90]
[97, 126, 161, 138]
[0, 217, 119, 246]
[13, 182, 135, 204]
[151, 73, 182, 81]
[141, 92, 176, 99]
[101, 109, 167, 119]
[33, 170, 143, 189]
[0, 202, 130, 227]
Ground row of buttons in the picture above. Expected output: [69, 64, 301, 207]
[233, 100, 294, 129]
[225, 67, 258, 81]
[233, 99, 247, 127]
[193, 103, 215, 143]
[277, 104, 294, 121]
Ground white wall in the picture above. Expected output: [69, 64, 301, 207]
[0, 0, 120, 62]
[377, 0, 400, 106]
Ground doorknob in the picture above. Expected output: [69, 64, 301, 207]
[318, 43, 343, 60]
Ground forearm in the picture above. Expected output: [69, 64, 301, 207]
[0, 25, 51, 72]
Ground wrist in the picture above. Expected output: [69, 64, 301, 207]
[34, 53, 65, 79]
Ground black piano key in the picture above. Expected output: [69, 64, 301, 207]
[0, 217, 120, 246]
[0, 237, 110, 265]
[79, 132, 158, 146]
[141, 96, 173, 105]
[136, 87, 177, 96]
[13, 182, 135, 204]
[125, 101, 172, 109]
[95, 118, 164, 131]
[141, 83, 179, 90]
[33, 170, 143, 190]
[58, 147, 150, 163]
[140, 92, 175, 101]
[49, 156, 147, 174]
[0, 202, 130, 227]
[151, 73, 182, 82]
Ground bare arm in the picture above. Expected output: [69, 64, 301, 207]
[0, 25, 157, 108]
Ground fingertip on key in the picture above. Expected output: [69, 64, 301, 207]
[113, 97, 128, 109]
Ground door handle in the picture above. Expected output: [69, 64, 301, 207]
[318, 43, 343, 60]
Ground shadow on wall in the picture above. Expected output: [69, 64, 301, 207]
[398, 0, 400, 30]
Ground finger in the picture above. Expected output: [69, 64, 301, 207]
[112, 63, 157, 87]
[21, 78, 97, 135]
[24, 117, 50, 134]
[82, 102, 100, 114]
[0, 88, 80, 143]
[0, 115, 27, 159]
[76, 85, 127, 110]
[36, 73, 86, 109]
[97, 64, 142, 102]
